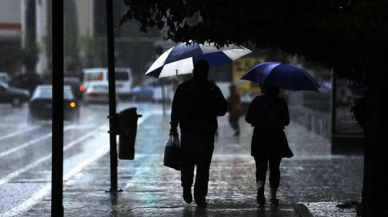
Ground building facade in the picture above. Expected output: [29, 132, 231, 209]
[0, 0, 22, 74]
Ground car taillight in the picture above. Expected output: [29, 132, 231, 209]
[80, 85, 85, 92]
[70, 102, 76, 108]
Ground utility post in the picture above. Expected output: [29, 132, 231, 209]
[51, 0, 64, 216]
[106, 0, 120, 192]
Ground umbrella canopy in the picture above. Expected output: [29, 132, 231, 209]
[240, 62, 320, 92]
[146, 42, 251, 78]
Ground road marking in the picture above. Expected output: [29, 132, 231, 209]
[1, 144, 110, 217]
[0, 114, 98, 159]
[0, 124, 107, 186]
[0, 125, 73, 159]
[0, 126, 41, 141]
[0, 112, 153, 217]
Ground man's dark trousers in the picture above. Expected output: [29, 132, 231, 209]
[180, 133, 214, 200]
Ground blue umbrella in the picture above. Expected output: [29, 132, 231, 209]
[240, 62, 320, 92]
[146, 42, 251, 78]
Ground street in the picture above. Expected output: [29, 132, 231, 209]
[0, 101, 165, 216]
[0, 102, 364, 216]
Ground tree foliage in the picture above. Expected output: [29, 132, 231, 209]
[121, 0, 388, 85]
[22, 37, 40, 73]
[80, 35, 105, 68]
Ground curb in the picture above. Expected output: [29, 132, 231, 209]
[294, 203, 314, 217]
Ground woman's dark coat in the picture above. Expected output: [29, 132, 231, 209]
[245, 94, 294, 158]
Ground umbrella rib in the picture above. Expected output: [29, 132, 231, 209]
[295, 68, 320, 90]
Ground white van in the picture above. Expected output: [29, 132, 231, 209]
[81, 68, 133, 98]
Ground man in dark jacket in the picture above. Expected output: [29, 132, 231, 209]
[170, 59, 227, 208]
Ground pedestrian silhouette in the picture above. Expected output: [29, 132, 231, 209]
[245, 86, 293, 206]
[226, 83, 242, 136]
[169, 59, 227, 208]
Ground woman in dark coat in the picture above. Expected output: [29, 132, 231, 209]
[245, 86, 293, 206]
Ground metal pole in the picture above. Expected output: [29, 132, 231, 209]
[106, 0, 119, 192]
[51, 0, 64, 215]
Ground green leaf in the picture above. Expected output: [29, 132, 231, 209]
[157, 21, 165, 30]
[140, 25, 148, 33]
[123, 0, 131, 6]
[149, 19, 156, 28]
[119, 13, 132, 25]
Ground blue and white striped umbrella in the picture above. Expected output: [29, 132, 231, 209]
[145, 42, 252, 78]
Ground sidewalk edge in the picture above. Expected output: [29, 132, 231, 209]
[294, 202, 314, 217]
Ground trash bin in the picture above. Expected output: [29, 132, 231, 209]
[117, 107, 142, 160]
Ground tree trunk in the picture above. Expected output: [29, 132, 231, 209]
[362, 77, 388, 216]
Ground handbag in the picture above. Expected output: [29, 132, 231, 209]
[163, 134, 181, 170]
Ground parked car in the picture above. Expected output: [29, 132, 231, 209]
[64, 76, 83, 101]
[83, 81, 118, 106]
[28, 85, 80, 123]
[0, 80, 30, 107]
[8, 73, 42, 97]
[129, 85, 154, 101]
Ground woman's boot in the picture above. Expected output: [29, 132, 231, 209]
[183, 186, 192, 204]
[270, 187, 279, 206]
[257, 181, 265, 206]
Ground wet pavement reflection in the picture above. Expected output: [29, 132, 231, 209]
[0, 103, 362, 216]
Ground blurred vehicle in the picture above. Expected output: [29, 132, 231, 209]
[0, 80, 30, 107]
[64, 76, 83, 101]
[28, 85, 80, 123]
[81, 67, 132, 99]
[129, 85, 154, 101]
[0, 72, 10, 83]
[83, 81, 118, 106]
[8, 73, 42, 97]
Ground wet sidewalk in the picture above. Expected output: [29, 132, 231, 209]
[25, 112, 363, 217]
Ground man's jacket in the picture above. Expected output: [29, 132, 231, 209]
[170, 76, 227, 134]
